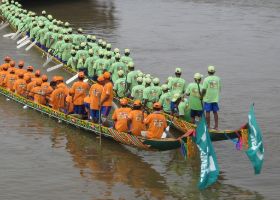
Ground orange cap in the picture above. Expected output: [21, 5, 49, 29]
[18, 60, 24, 67]
[27, 66, 34, 71]
[103, 71, 111, 79]
[133, 100, 142, 106]
[153, 102, 162, 109]
[4, 56, 11, 62]
[120, 98, 128, 106]
[42, 75, 48, 81]
[18, 73, 24, 78]
[35, 70, 40, 76]
[78, 72, 85, 78]
[52, 76, 58, 82]
[9, 69, 15, 74]
[9, 60, 15, 67]
[97, 75, 104, 82]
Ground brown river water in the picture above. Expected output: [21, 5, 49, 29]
[0, 0, 280, 199]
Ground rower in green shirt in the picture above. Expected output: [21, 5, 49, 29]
[44, 26, 54, 48]
[30, 21, 40, 40]
[67, 50, 78, 70]
[131, 77, 145, 101]
[151, 78, 162, 99]
[178, 98, 191, 122]
[159, 84, 172, 114]
[110, 54, 127, 83]
[202, 65, 221, 130]
[126, 62, 138, 95]
[36, 22, 48, 46]
[120, 48, 133, 66]
[113, 70, 126, 98]
[86, 49, 99, 80]
[93, 51, 107, 77]
[60, 36, 73, 63]
[168, 67, 187, 96]
[73, 28, 86, 46]
[76, 42, 89, 72]
[185, 73, 203, 124]
[143, 78, 159, 109]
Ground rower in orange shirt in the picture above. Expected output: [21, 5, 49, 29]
[0, 56, 12, 71]
[8, 60, 16, 73]
[41, 75, 53, 103]
[89, 75, 104, 122]
[65, 89, 74, 114]
[15, 60, 26, 75]
[56, 76, 69, 95]
[71, 72, 89, 115]
[50, 81, 67, 111]
[127, 100, 147, 136]
[4, 69, 17, 91]
[112, 98, 132, 132]
[0, 65, 9, 86]
[32, 70, 42, 83]
[30, 80, 46, 105]
[142, 102, 167, 139]
[24, 66, 35, 80]
[13, 73, 27, 96]
[100, 72, 114, 117]
[27, 78, 40, 96]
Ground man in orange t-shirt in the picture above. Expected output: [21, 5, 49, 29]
[89, 75, 104, 122]
[13, 73, 27, 96]
[65, 89, 74, 114]
[56, 76, 69, 95]
[41, 75, 53, 103]
[50, 82, 67, 111]
[30, 81, 46, 105]
[142, 102, 167, 139]
[100, 72, 114, 117]
[128, 100, 147, 136]
[0, 65, 9, 86]
[8, 60, 16, 74]
[24, 66, 35, 80]
[112, 98, 132, 132]
[15, 60, 26, 75]
[4, 69, 17, 91]
[0, 56, 12, 71]
[71, 72, 89, 114]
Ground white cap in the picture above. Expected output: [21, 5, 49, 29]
[89, 49, 94, 54]
[208, 65, 215, 72]
[80, 42, 86, 47]
[137, 77, 143, 82]
[78, 28, 83, 32]
[175, 67, 182, 73]
[145, 78, 152, 84]
[115, 53, 121, 58]
[161, 84, 168, 91]
[194, 73, 203, 79]
[153, 78, 160, 84]
[124, 48, 130, 53]
[118, 70, 124, 76]
[42, 10, 46, 15]
[91, 35, 96, 40]
[128, 62, 134, 68]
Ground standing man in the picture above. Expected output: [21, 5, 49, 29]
[168, 68, 187, 96]
[89, 75, 104, 123]
[100, 72, 114, 117]
[202, 66, 221, 130]
[185, 73, 204, 123]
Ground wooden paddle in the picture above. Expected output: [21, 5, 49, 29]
[3, 32, 14, 38]
[17, 35, 28, 44]
[66, 73, 78, 85]
[10, 29, 20, 39]
[17, 39, 30, 49]
[46, 63, 63, 72]
[25, 40, 37, 51]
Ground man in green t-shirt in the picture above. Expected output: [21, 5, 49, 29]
[168, 68, 187, 96]
[113, 70, 126, 98]
[202, 66, 221, 130]
[159, 84, 172, 113]
[185, 73, 203, 123]
[131, 77, 145, 101]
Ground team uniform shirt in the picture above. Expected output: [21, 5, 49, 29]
[120, 56, 133, 66]
[202, 75, 221, 103]
[143, 86, 160, 109]
[168, 77, 187, 96]
[126, 70, 138, 92]
[50, 86, 67, 110]
[113, 77, 126, 98]
[144, 112, 167, 139]
[128, 110, 147, 136]
[93, 58, 107, 76]
[178, 99, 191, 122]
[4, 74, 17, 91]
[159, 92, 172, 113]
[60, 42, 73, 61]
[185, 82, 203, 111]
[24, 72, 35, 80]
[30, 86, 46, 105]
[101, 81, 114, 106]
[67, 56, 78, 71]
[13, 78, 27, 96]
[112, 107, 132, 132]
[89, 83, 103, 110]
[41, 82, 54, 99]
[15, 68, 27, 76]
[110, 61, 127, 83]
[0, 70, 9, 86]
[71, 81, 89, 106]
[131, 84, 145, 101]
[85, 56, 99, 77]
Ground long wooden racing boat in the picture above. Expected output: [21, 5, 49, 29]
[0, 16, 247, 139]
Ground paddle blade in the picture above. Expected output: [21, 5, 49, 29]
[12, 31, 23, 40]
[46, 63, 63, 72]
[83, 79, 88, 83]
[3, 32, 14, 38]
[17, 39, 30, 49]
[25, 40, 36, 51]
[43, 56, 53, 67]
[11, 30, 20, 39]
[17, 35, 28, 44]
[66, 73, 79, 85]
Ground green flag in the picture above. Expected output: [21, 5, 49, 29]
[195, 115, 220, 189]
[246, 104, 264, 174]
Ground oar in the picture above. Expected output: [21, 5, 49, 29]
[12, 31, 23, 40]
[17, 35, 28, 44]
[25, 40, 37, 51]
[17, 39, 30, 49]
[0, 23, 9, 30]
[46, 63, 63, 72]
[3, 32, 14, 38]
[66, 73, 78, 85]
[98, 94, 102, 145]
[43, 54, 53, 67]
[11, 29, 21, 40]
[83, 78, 88, 83]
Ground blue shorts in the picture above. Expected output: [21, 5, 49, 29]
[84, 103, 90, 111]
[90, 109, 100, 120]
[74, 105, 85, 115]
[101, 106, 112, 117]
[204, 102, 219, 112]
[190, 109, 203, 117]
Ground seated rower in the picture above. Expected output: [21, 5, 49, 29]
[50, 80, 67, 111]
[65, 89, 74, 114]
[15, 60, 26, 75]
[71, 72, 89, 115]
[7, 60, 16, 73]
[89, 75, 104, 123]
[0, 65, 9, 86]
[141, 102, 167, 139]
[4, 69, 17, 91]
[41, 75, 53, 103]
[30, 80, 46, 105]
[24, 66, 35, 80]
[13, 73, 27, 96]
[127, 100, 147, 136]
[32, 70, 42, 83]
[112, 98, 132, 132]
[0, 56, 12, 71]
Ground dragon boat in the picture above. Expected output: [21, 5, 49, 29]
[0, 85, 247, 151]
[0, 15, 248, 141]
